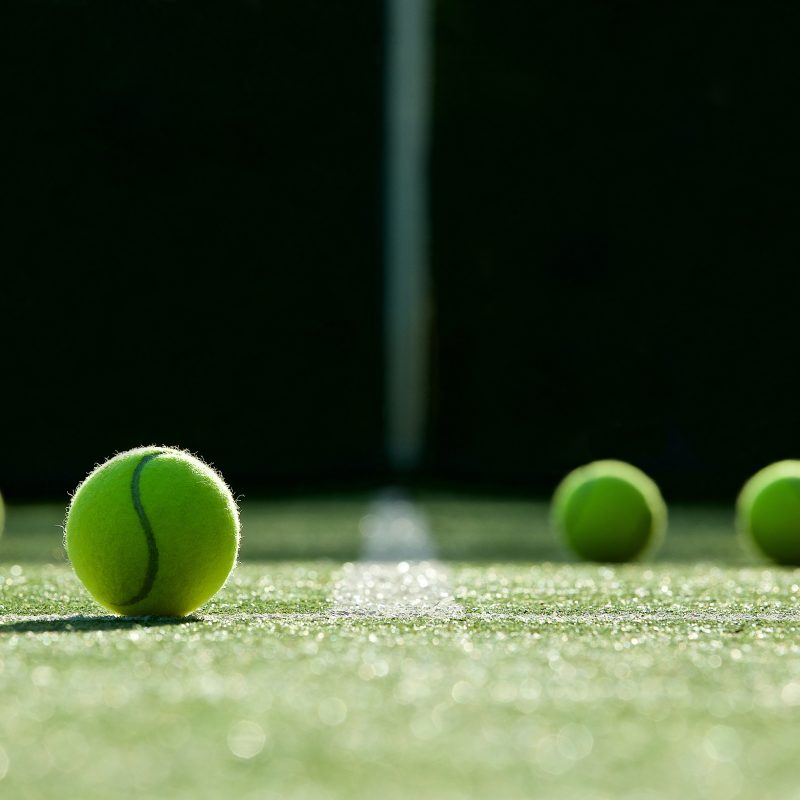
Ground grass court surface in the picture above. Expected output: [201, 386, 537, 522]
[1, 496, 799, 800]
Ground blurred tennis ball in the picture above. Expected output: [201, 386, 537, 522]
[552, 460, 667, 562]
[736, 460, 800, 566]
[65, 446, 240, 617]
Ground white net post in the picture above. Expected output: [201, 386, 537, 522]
[384, 0, 433, 473]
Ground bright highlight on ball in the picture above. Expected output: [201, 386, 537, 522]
[552, 459, 667, 563]
[736, 459, 800, 566]
[65, 446, 240, 617]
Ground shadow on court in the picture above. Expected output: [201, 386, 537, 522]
[0, 615, 200, 634]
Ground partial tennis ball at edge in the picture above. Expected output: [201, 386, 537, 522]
[736, 459, 800, 566]
[552, 460, 667, 563]
[65, 446, 240, 617]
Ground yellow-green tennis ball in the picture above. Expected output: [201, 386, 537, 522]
[736, 460, 800, 566]
[552, 460, 667, 563]
[65, 446, 240, 617]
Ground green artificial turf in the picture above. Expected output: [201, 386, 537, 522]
[0, 495, 798, 800]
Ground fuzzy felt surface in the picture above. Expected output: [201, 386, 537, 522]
[65, 447, 240, 616]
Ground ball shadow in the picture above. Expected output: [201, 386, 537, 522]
[0, 614, 201, 634]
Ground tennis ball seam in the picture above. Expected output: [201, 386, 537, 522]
[116, 451, 162, 607]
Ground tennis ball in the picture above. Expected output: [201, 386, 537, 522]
[65, 446, 240, 617]
[552, 460, 667, 563]
[736, 460, 800, 566]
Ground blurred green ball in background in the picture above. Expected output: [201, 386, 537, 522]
[737, 460, 800, 566]
[552, 460, 667, 563]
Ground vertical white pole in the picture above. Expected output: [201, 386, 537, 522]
[384, 0, 432, 473]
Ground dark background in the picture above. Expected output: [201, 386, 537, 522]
[2, 1, 800, 503]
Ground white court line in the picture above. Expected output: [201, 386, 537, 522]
[332, 489, 463, 618]
[243, 610, 800, 625]
[3, 611, 800, 627]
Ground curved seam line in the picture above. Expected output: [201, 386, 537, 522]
[117, 452, 161, 606]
